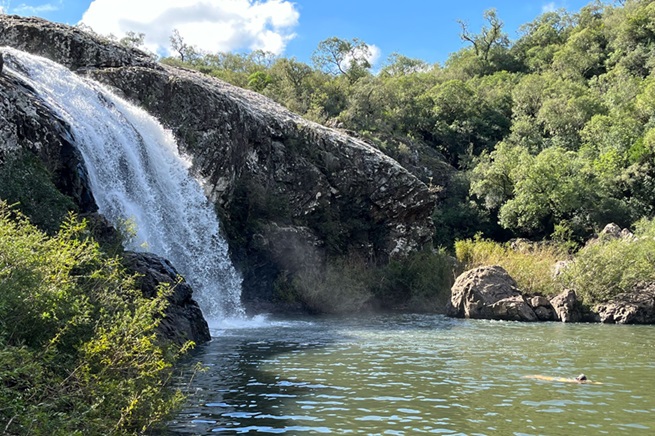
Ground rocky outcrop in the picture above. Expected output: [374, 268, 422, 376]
[549, 289, 582, 322]
[82, 64, 435, 258]
[123, 252, 211, 345]
[447, 266, 593, 323]
[0, 68, 95, 213]
[0, 15, 157, 71]
[447, 265, 538, 321]
[529, 296, 558, 321]
[0, 15, 436, 310]
[594, 283, 655, 324]
[447, 265, 654, 324]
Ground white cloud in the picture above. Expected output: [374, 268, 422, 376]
[80, 0, 300, 56]
[542, 2, 558, 13]
[3, 1, 60, 16]
[366, 44, 382, 67]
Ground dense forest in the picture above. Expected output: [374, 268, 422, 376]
[146, 0, 655, 250]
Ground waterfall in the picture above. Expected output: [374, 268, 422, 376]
[3, 48, 244, 322]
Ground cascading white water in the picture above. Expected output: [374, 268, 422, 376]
[3, 47, 244, 322]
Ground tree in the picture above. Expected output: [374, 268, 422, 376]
[458, 9, 509, 63]
[169, 28, 197, 62]
[497, 147, 630, 238]
[380, 53, 429, 77]
[312, 37, 372, 82]
[119, 31, 145, 49]
[513, 11, 573, 72]
[471, 141, 527, 210]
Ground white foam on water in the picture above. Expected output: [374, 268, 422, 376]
[207, 314, 316, 336]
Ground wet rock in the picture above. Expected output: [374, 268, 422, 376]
[549, 289, 582, 323]
[447, 265, 537, 321]
[123, 251, 211, 345]
[0, 63, 95, 213]
[489, 295, 538, 322]
[594, 283, 655, 324]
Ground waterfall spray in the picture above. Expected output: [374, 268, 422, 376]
[3, 48, 244, 321]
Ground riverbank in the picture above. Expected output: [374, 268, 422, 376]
[448, 221, 655, 324]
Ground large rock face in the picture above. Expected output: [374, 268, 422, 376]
[0, 15, 436, 310]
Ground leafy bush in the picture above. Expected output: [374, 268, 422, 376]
[455, 236, 566, 296]
[0, 202, 189, 435]
[559, 218, 655, 303]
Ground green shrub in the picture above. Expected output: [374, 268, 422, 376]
[559, 218, 655, 303]
[455, 236, 566, 296]
[0, 151, 77, 233]
[0, 202, 188, 435]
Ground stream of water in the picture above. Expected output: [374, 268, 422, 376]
[4, 47, 243, 320]
[168, 314, 655, 435]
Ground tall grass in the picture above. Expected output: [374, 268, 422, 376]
[455, 236, 567, 296]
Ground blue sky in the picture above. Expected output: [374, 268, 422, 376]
[1, 0, 595, 65]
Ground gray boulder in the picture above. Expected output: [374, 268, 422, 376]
[528, 295, 557, 321]
[594, 283, 655, 324]
[549, 289, 582, 322]
[489, 295, 538, 322]
[447, 265, 537, 321]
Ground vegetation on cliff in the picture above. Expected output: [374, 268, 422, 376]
[0, 202, 189, 435]
[153, 0, 655, 307]
[162, 0, 655, 250]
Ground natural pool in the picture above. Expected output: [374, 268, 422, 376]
[167, 314, 655, 434]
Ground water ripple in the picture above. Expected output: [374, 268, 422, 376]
[168, 314, 655, 434]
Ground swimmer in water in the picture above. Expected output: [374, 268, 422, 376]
[575, 373, 588, 382]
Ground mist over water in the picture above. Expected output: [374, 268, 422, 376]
[4, 48, 244, 321]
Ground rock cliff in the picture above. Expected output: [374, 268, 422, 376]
[0, 15, 436, 311]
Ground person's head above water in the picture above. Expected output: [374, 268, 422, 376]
[575, 374, 587, 381]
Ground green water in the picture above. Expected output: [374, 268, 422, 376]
[168, 314, 655, 434]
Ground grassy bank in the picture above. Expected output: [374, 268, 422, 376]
[455, 218, 655, 305]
